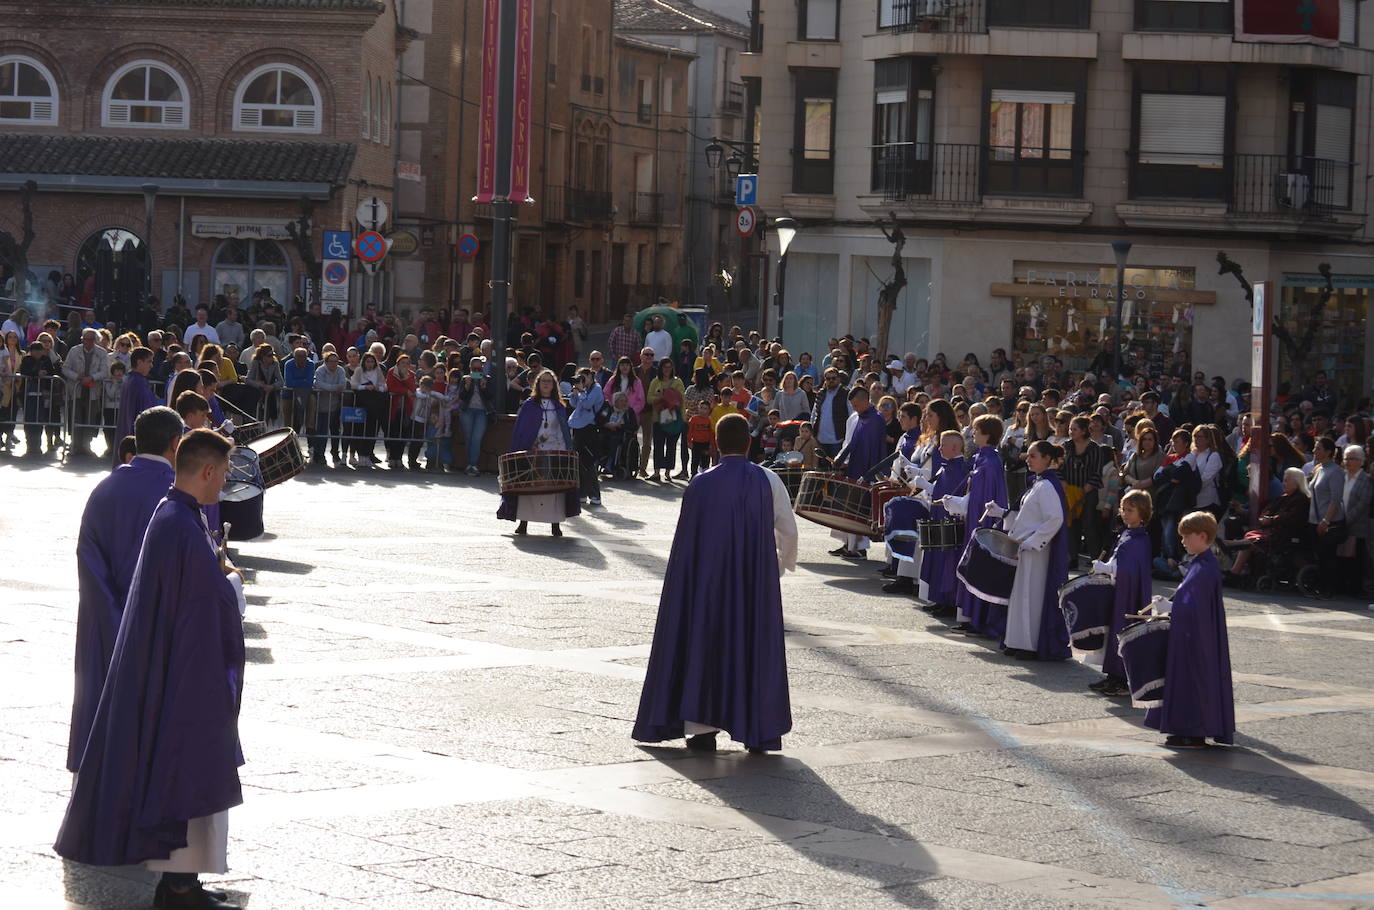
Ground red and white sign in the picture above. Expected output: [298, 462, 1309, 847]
[1236, 0, 1340, 46]
[735, 206, 756, 237]
[509, 0, 535, 202]
[355, 231, 389, 264]
[474, 0, 501, 204]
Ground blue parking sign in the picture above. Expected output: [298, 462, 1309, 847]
[734, 174, 758, 207]
[322, 230, 352, 262]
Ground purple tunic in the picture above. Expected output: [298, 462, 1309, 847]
[1145, 549, 1234, 743]
[55, 488, 246, 867]
[69, 457, 175, 772]
[496, 397, 582, 522]
[1102, 527, 1152, 680]
[921, 455, 969, 605]
[1028, 469, 1071, 661]
[112, 372, 161, 467]
[837, 406, 888, 480]
[633, 456, 790, 751]
[955, 446, 1010, 638]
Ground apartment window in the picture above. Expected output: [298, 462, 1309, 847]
[595, 29, 607, 93]
[1131, 64, 1231, 200]
[234, 64, 322, 133]
[574, 249, 586, 298]
[983, 60, 1084, 196]
[1135, 0, 1232, 32]
[1340, 0, 1358, 45]
[548, 14, 559, 83]
[0, 56, 58, 124]
[581, 26, 593, 90]
[103, 61, 189, 128]
[793, 69, 837, 194]
[382, 82, 391, 146]
[870, 58, 935, 196]
[988, 0, 1090, 28]
[799, 0, 839, 40]
[637, 78, 653, 122]
[362, 73, 371, 139]
[662, 76, 674, 114]
[373, 78, 383, 140]
[1290, 71, 1356, 209]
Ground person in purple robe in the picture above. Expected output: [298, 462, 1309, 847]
[497, 369, 581, 536]
[634, 413, 798, 753]
[55, 429, 247, 910]
[828, 386, 889, 559]
[942, 415, 1010, 638]
[920, 431, 970, 617]
[996, 441, 1071, 661]
[1145, 510, 1234, 748]
[880, 402, 929, 592]
[113, 346, 162, 467]
[69, 406, 183, 774]
[1090, 490, 1154, 696]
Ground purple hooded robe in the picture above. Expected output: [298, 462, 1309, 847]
[113, 372, 161, 466]
[69, 456, 175, 772]
[633, 456, 790, 751]
[837, 406, 888, 481]
[956, 446, 1010, 638]
[55, 487, 246, 867]
[496, 397, 582, 522]
[1145, 549, 1234, 743]
[1101, 526, 1152, 680]
[920, 454, 968, 605]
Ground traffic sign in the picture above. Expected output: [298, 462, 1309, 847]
[355, 230, 389, 263]
[321, 259, 350, 303]
[322, 230, 352, 262]
[735, 206, 756, 237]
[735, 174, 758, 207]
[355, 196, 389, 231]
[457, 233, 480, 259]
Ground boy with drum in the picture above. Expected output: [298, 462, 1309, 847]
[941, 415, 1010, 638]
[1142, 511, 1234, 749]
[1088, 489, 1154, 697]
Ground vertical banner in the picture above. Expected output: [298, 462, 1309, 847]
[1248, 281, 1273, 521]
[474, 0, 501, 204]
[509, 0, 535, 203]
[1235, 0, 1339, 46]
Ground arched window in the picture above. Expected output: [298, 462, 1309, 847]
[361, 73, 371, 140]
[381, 81, 391, 146]
[234, 63, 322, 133]
[0, 56, 58, 124]
[103, 61, 189, 127]
[372, 78, 382, 141]
[212, 239, 290, 310]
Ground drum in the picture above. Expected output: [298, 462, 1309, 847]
[794, 472, 875, 537]
[248, 429, 306, 488]
[882, 496, 930, 560]
[232, 420, 268, 446]
[498, 449, 579, 495]
[769, 465, 807, 504]
[955, 527, 1019, 605]
[1058, 573, 1115, 651]
[1005, 468, 1028, 511]
[868, 481, 907, 537]
[1117, 615, 1170, 708]
[228, 446, 265, 489]
[219, 481, 265, 541]
[917, 518, 965, 550]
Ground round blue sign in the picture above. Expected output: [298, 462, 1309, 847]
[324, 262, 347, 283]
[356, 231, 386, 262]
[457, 233, 479, 258]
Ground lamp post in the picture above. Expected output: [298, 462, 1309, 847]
[1110, 240, 1131, 383]
[773, 217, 798, 345]
[703, 136, 758, 328]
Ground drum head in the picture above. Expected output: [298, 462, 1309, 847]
[220, 481, 265, 503]
[973, 527, 1020, 561]
[249, 429, 295, 454]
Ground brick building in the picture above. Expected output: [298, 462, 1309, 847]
[0, 0, 404, 320]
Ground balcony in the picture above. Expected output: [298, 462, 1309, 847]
[637, 103, 652, 123]
[564, 186, 613, 223]
[1119, 153, 1364, 235]
[630, 192, 663, 224]
[872, 142, 981, 204]
[884, 0, 985, 34]
[722, 81, 745, 114]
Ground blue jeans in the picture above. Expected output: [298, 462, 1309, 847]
[458, 408, 488, 469]
[424, 424, 451, 466]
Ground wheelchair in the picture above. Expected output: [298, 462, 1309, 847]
[1223, 528, 1321, 597]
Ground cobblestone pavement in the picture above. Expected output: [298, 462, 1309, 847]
[2, 459, 1373, 909]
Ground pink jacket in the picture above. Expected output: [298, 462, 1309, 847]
[603, 373, 645, 416]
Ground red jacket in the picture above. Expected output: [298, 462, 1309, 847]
[386, 368, 417, 419]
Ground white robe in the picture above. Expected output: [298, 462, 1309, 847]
[1003, 478, 1065, 653]
[517, 402, 570, 523]
[831, 411, 872, 552]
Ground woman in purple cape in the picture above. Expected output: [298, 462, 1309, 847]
[497, 369, 581, 536]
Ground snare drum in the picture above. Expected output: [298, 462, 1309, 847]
[1058, 573, 1115, 651]
[248, 429, 306, 488]
[955, 527, 1019, 605]
[219, 481, 265, 540]
[232, 420, 268, 446]
[498, 450, 579, 495]
[794, 472, 875, 537]
[228, 446, 265, 489]
[917, 518, 965, 550]
[1117, 615, 1170, 708]
[868, 481, 906, 537]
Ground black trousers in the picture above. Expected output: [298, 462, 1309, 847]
[574, 425, 602, 499]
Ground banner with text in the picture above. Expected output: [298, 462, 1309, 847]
[473, 0, 535, 204]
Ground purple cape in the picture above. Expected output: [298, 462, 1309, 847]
[956, 446, 1010, 638]
[838, 407, 888, 481]
[921, 454, 969, 604]
[1029, 469, 1072, 660]
[1102, 526, 1152, 679]
[898, 429, 920, 461]
[54, 488, 246, 867]
[633, 456, 790, 750]
[883, 497, 929, 561]
[69, 457, 175, 772]
[113, 372, 161, 467]
[496, 397, 582, 522]
[1144, 549, 1234, 743]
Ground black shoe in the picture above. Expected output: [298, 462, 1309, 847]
[685, 732, 717, 752]
[828, 546, 849, 556]
[879, 564, 898, 578]
[551, 523, 563, 537]
[1165, 735, 1206, 750]
[951, 622, 976, 634]
[844, 549, 868, 560]
[746, 746, 768, 755]
[1010, 648, 1039, 660]
[929, 604, 956, 618]
[1100, 680, 1130, 697]
[882, 578, 915, 595]
[514, 521, 528, 536]
[1088, 678, 1110, 691]
[154, 881, 240, 909]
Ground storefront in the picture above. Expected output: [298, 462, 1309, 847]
[1279, 272, 1374, 404]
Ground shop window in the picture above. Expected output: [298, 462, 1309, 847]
[213, 239, 290, 309]
[1135, 0, 1232, 33]
[235, 64, 322, 133]
[103, 61, 189, 128]
[0, 56, 58, 124]
[792, 69, 837, 195]
[1279, 280, 1372, 399]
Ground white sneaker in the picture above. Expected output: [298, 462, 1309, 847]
[590, 497, 601, 506]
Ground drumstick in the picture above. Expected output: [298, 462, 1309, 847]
[1126, 613, 1153, 620]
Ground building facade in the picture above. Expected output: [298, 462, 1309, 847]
[0, 0, 404, 319]
[745, 0, 1373, 398]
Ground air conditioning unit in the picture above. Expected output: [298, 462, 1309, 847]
[913, 0, 945, 15]
[1274, 172, 1309, 210]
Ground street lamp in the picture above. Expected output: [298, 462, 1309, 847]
[773, 217, 799, 344]
[1110, 240, 1132, 383]
[704, 141, 724, 170]
[725, 153, 743, 179]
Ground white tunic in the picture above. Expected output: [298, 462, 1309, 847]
[1003, 477, 1066, 653]
[517, 401, 570, 523]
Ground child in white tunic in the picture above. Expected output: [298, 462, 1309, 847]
[998, 441, 1068, 659]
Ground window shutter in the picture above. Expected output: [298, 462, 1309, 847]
[163, 104, 185, 126]
[30, 100, 53, 122]
[107, 102, 130, 123]
[1139, 93, 1224, 166]
[1340, 0, 1357, 44]
[991, 89, 1074, 105]
[876, 89, 908, 105]
[239, 106, 262, 128]
[295, 108, 317, 130]
[1315, 103, 1353, 207]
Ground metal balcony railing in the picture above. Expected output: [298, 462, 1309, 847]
[565, 186, 613, 222]
[871, 142, 982, 204]
[630, 192, 663, 224]
[637, 103, 653, 123]
[885, 0, 986, 34]
[1132, 152, 1358, 219]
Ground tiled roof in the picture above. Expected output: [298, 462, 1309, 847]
[614, 0, 748, 38]
[0, 134, 357, 185]
[78, 0, 383, 10]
